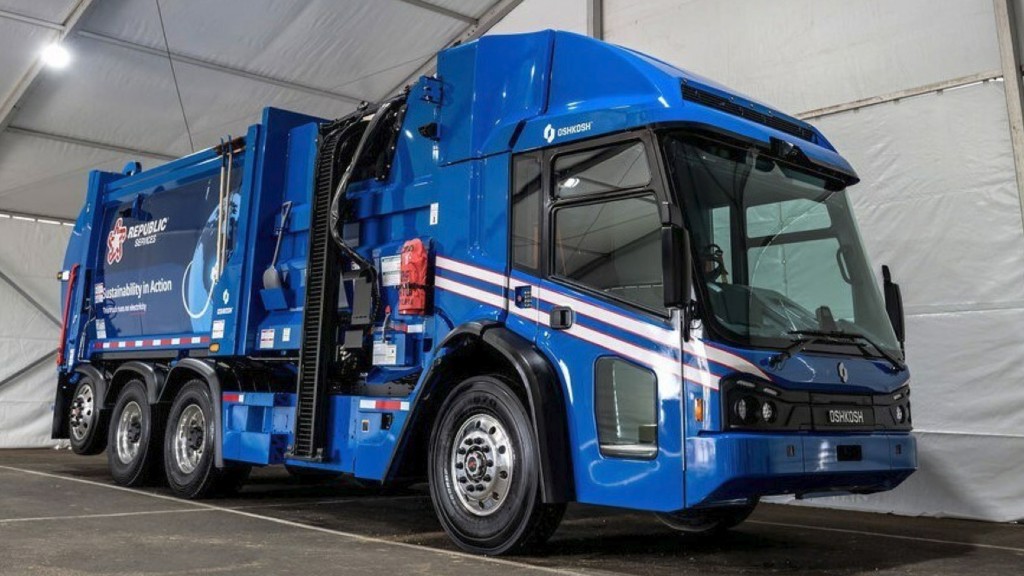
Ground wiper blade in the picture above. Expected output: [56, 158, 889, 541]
[769, 335, 820, 369]
[789, 329, 906, 371]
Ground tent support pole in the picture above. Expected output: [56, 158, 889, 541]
[993, 0, 1024, 232]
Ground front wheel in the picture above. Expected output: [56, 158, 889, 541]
[164, 380, 250, 499]
[428, 375, 564, 555]
[656, 499, 758, 534]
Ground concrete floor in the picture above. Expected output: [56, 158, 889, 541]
[0, 449, 1021, 575]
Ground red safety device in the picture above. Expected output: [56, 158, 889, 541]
[398, 238, 429, 315]
[56, 263, 79, 366]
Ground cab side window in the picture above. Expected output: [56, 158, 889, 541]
[550, 141, 665, 312]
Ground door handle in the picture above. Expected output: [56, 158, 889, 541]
[549, 306, 574, 330]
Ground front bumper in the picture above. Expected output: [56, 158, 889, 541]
[685, 432, 917, 507]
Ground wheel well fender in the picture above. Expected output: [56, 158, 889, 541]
[52, 365, 109, 439]
[163, 358, 226, 468]
[390, 322, 574, 503]
[481, 326, 574, 503]
[111, 361, 167, 405]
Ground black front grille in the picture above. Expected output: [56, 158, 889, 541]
[682, 83, 815, 143]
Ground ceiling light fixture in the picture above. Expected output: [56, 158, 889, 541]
[41, 43, 71, 69]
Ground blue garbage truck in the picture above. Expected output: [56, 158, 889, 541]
[52, 31, 916, 554]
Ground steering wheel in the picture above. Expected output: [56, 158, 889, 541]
[703, 243, 729, 283]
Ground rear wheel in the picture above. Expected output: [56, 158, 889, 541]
[428, 375, 564, 555]
[107, 381, 164, 486]
[68, 378, 107, 455]
[656, 499, 758, 534]
[164, 380, 250, 498]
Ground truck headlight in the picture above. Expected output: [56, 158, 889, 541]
[761, 400, 777, 423]
[734, 397, 758, 424]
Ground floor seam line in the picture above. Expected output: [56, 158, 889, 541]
[0, 465, 598, 576]
[0, 508, 216, 524]
[747, 520, 1024, 553]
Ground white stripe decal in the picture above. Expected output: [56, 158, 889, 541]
[698, 342, 769, 379]
[539, 290, 681, 350]
[435, 276, 506, 309]
[436, 257, 508, 289]
[439, 257, 762, 383]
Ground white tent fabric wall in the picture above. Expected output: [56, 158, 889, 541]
[0, 217, 70, 448]
[597, 0, 1023, 521]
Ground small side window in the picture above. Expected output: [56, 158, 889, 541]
[511, 155, 543, 271]
[553, 141, 651, 198]
[595, 357, 658, 459]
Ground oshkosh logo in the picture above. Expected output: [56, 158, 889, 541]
[828, 409, 865, 424]
[106, 218, 127, 265]
[543, 121, 594, 144]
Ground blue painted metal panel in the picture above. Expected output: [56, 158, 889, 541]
[58, 31, 916, 516]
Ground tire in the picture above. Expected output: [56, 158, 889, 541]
[68, 378, 108, 455]
[656, 498, 758, 535]
[164, 380, 251, 499]
[428, 375, 565, 555]
[107, 381, 164, 486]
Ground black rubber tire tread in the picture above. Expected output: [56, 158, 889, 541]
[428, 374, 565, 555]
[68, 378, 108, 456]
[106, 380, 165, 486]
[163, 379, 250, 499]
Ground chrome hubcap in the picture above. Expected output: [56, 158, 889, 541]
[115, 401, 143, 464]
[449, 414, 514, 516]
[174, 404, 205, 474]
[69, 384, 95, 441]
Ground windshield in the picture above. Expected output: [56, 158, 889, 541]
[661, 131, 901, 357]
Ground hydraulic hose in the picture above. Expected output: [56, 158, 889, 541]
[327, 95, 405, 322]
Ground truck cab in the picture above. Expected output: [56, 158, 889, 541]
[54, 30, 915, 555]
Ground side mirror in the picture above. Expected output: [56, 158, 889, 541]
[662, 225, 692, 309]
[882, 265, 906, 350]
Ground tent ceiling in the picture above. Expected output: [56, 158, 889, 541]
[0, 0, 506, 220]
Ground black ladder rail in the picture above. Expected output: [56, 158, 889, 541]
[288, 115, 364, 461]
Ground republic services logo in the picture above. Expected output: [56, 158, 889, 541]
[106, 217, 127, 265]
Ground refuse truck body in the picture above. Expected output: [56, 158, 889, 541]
[53, 30, 916, 554]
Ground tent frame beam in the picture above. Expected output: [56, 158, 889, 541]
[385, 0, 527, 97]
[587, 0, 603, 40]
[993, 0, 1024, 233]
[394, 0, 476, 24]
[0, 0, 98, 135]
[0, 350, 57, 392]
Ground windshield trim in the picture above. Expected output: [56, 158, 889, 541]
[657, 127, 902, 360]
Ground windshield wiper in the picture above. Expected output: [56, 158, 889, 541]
[769, 334, 821, 369]
[788, 329, 906, 371]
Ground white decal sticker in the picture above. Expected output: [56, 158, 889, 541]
[429, 202, 439, 226]
[380, 255, 402, 287]
[259, 328, 275, 349]
[405, 323, 424, 333]
[95, 319, 106, 340]
[372, 341, 398, 365]
[282, 327, 291, 342]
[212, 320, 225, 339]
[94, 283, 104, 303]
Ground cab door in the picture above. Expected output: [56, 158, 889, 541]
[510, 132, 686, 511]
